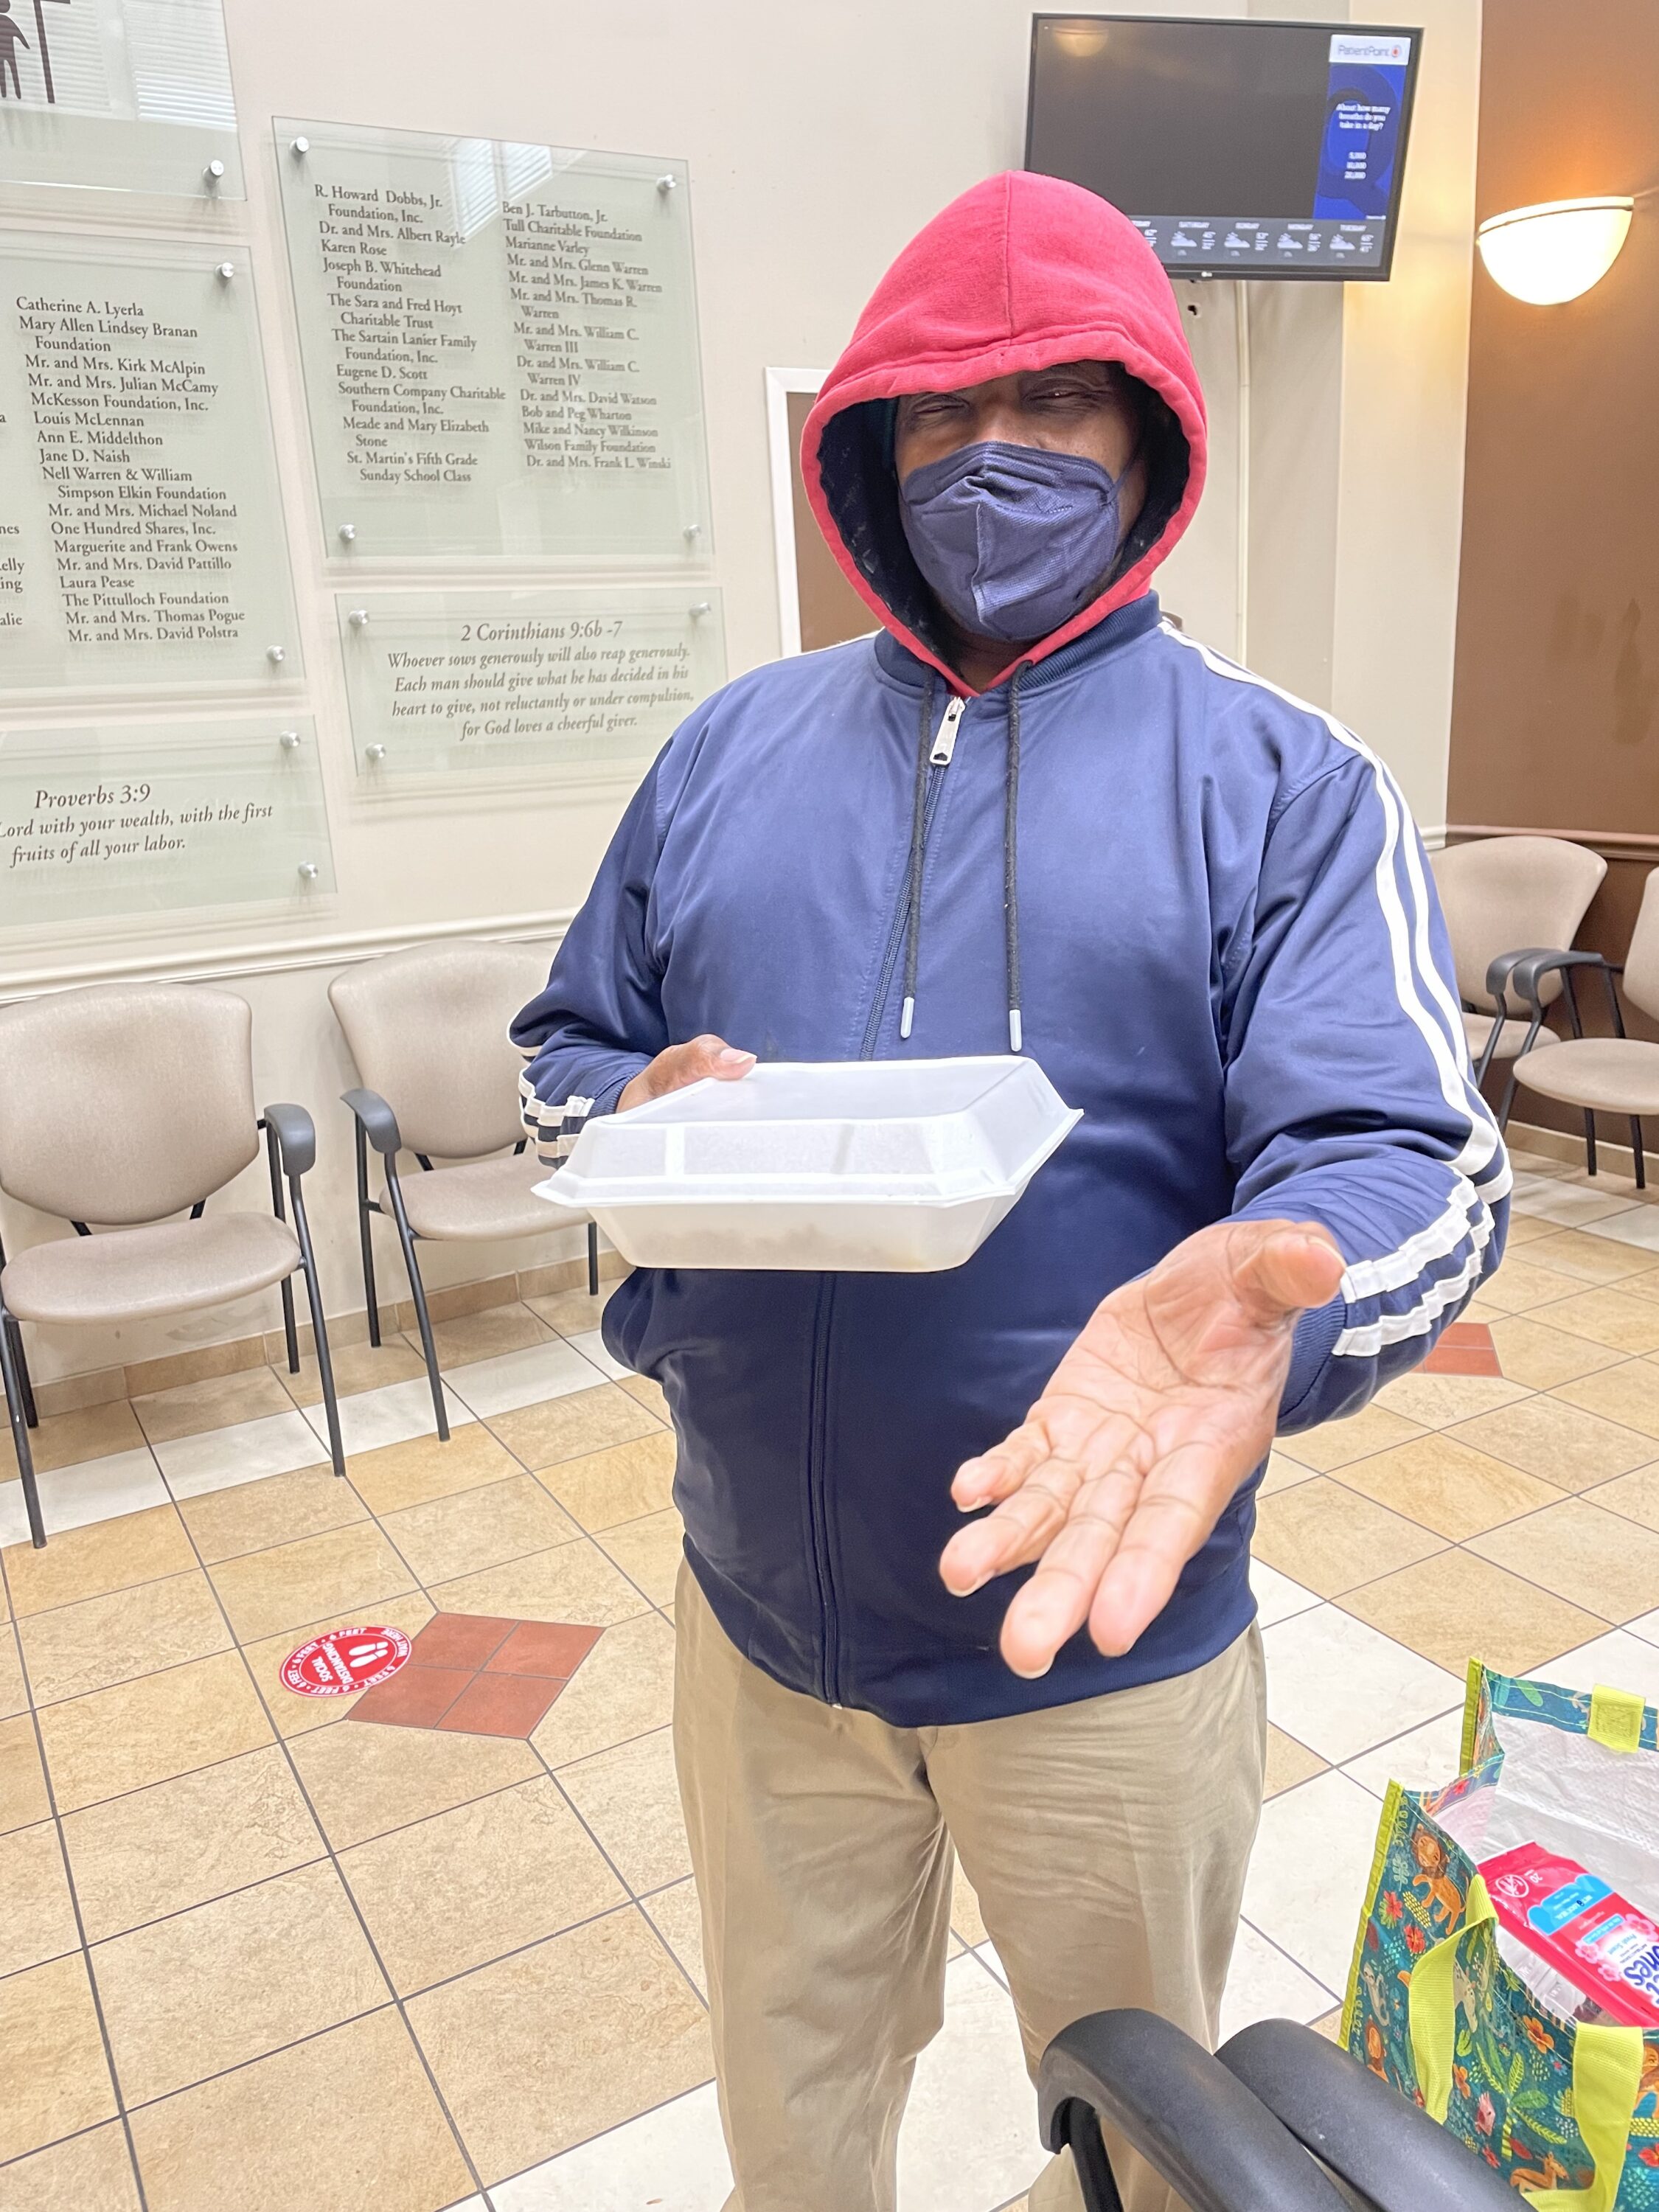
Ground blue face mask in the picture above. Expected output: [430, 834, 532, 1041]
[898, 439, 1125, 645]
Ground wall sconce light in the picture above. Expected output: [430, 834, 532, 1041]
[1475, 196, 1633, 305]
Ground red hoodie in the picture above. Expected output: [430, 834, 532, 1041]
[800, 170, 1209, 692]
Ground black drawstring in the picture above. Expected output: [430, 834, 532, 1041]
[899, 672, 933, 1041]
[897, 664, 1027, 1055]
[1005, 664, 1024, 1053]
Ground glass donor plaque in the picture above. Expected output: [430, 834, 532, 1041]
[0, 232, 300, 697]
[338, 587, 725, 780]
[276, 119, 712, 562]
[0, 0, 242, 198]
[0, 719, 335, 930]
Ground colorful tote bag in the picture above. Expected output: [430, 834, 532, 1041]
[1343, 1662, 1659, 2210]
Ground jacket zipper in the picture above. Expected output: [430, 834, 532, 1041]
[807, 690, 965, 1705]
[858, 692, 967, 1059]
[929, 692, 967, 766]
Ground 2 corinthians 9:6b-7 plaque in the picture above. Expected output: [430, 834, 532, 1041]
[0, 232, 301, 697]
[274, 119, 712, 564]
[337, 586, 725, 782]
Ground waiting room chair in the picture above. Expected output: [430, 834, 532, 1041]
[1505, 863, 1659, 1188]
[1038, 2009, 1514, 2211]
[0, 982, 344, 1548]
[1429, 835, 1607, 1089]
[329, 940, 597, 1444]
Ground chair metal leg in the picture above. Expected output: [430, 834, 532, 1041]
[1585, 1110, 1598, 1177]
[0, 1310, 45, 1547]
[265, 1119, 302, 1373]
[384, 1169, 448, 1442]
[5, 1314, 37, 1428]
[1474, 1023, 1501, 1089]
[1496, 1068, 1520, 1131]
[287, 1191, 346, 1478]
[588, 1219, 599, 1299]
[354, 1124, 382, 1348]
[278, 1277, 300, 1375]
[1632, 1118, 1647, 1192]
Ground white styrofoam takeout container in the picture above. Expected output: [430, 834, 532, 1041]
[535, 1055, 1083, 1273]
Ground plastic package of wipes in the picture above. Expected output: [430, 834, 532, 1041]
[535, 1055, 1082, 1273]
[1481, 1843, 1659, 2028]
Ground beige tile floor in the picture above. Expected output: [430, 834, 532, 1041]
[2, 1150, 1659, 2208]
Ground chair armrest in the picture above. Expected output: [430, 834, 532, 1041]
[260, 1104, 317, 1179]
[1037, 2009, 1349, 2212]
[1218, 2019, 1515, 2211]
[1486, 946, 1605, 1013]
[341, 1088, 402, 1157]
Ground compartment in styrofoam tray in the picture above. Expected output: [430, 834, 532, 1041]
[535, 1055, 1082, 1272]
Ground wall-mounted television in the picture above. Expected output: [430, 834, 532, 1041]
[1026, 15, 1422, 280]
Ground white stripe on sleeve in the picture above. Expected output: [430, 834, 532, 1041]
[1162, 627, 1504, 1191]
[1338, 1173, 1492, 1302]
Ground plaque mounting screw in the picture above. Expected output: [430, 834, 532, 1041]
[689, 601, 712, 618]
[337, 524, 357, 543]
[266, 645, 286, 664]
[365, 744, 387, 762]
[203, 159, 226, 185]
[297, 861, 319, 881]
[656, 173, 677, 194]
[348, 608, 369, 628]
[683, 522, 702, 542]
[290, 136, 310, 157]
[279, 729, 302, 749]
[215, 262, 236, 282]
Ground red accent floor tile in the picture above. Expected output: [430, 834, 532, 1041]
[1422, 1343, 1503, 1377]
[437, 1672, 566, 1738]
[1438, 1321, 1495, 1349]
[484, 1621, 604, 1679]
[409, 1613, 518, 1669]
[350, 1663, 474, 1728]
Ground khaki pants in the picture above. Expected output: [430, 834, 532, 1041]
[673, 1562, 1267, 2212]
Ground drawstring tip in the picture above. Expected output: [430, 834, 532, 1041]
[1008, 1009, 1023, 1054]
[900, 997, 915, 1041]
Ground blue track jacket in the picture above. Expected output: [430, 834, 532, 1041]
[513, 600, 1509, 1725]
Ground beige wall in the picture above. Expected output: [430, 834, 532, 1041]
[0, 0, 1483, 1387]
[1238, 0, 1481, 834]
[1329, 0, 1481, 833]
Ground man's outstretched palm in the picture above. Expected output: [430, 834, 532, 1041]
[939, 1219, 1345, 1677]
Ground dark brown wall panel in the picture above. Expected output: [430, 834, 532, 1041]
[1449, 0, 1659, 848]
[1452, 1, 1659, 1141]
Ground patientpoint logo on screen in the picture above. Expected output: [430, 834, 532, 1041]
[1329, 34, 1411, 66]
[1315, 33, 1411, 223]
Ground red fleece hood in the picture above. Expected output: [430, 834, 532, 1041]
[801, 170, 1208, 692]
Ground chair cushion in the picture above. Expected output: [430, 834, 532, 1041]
[2, 1212, 301, 1326]
[396, 1151, 576, 1242]
[1462, 1012, 1559, 1062]
[1510, 1036, 1659, 1115]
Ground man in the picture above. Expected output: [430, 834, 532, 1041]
[514, 171, 1507, 2212]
